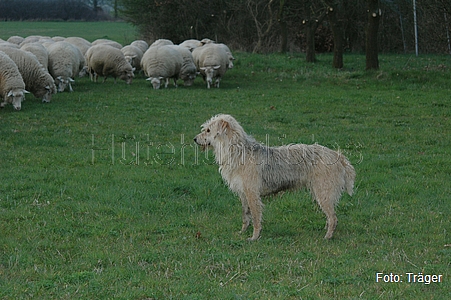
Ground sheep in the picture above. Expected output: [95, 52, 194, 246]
[7, 36, 24, 45]
[0, 46, 57, 103]
[47, 41, 85, 92]
[217, 43, 235, 69]
[0, 51, 28, 111]
[20, 42, 49, 69]
[150, 39, 174, 47]
[167, 45, 197, 86]
[192, 43, 230, 89]
[121, 45, 143, 72]
[141, 45, 183, 89]
[92, 39, 123, 49]
[85, 44, 135, 84]
[65, 37, 92, 56]
[130, 40, 149, 53]
[179, 39, 202, 52]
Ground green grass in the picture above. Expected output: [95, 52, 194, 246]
[0, 21, 138, 45]
[1, 23, 451, 298]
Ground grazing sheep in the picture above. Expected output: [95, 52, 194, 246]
[0, 47, 56, 103]
[52, 36, 66, 42]
[141, 45, 183, 89]
[130, 40, 149, 53]
[85, 44, 135, 84]
[65, 37, 92, 56]
[150, 39, 174, 47]
[7, 36, 24, 45]
[200, 38, 215, 45]
[121, 45, 144, 72]
[92, 39, 123, 49]
[217, 43, 235, 69]
[47, 41, 85, 92]
[167, 45, 197, 86]
[192, 44, 230, 88]
[0, 51, 28, 111]
[20, 42, 49, 69]
[179, 39, 202, 51]
[19, 35, 42, 46]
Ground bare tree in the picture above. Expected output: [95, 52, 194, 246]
[302, 2, 326, 62]
[247, 0, 276, 53]
[366, 0, 381, 70]
[324, 0, 343, 68]
[277, 0, 288, 52]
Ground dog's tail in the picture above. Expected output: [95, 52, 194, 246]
[341, 156, 356, 196]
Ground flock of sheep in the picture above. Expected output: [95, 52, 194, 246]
[0, 36, 235, 111]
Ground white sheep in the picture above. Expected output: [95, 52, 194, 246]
[167, 45, 197, 86]
[130, 40, 149, 53]
[121, 45, 143, 72]
[47, 41, 85, 92]
[65, 37, 92, 56]
[7, 36, 24, 45]
[20, 42, 49, 69]
[179, 39, 202, 52]
[217, 43, 235, 69]
[92, 39, 123, 49]
[0, 47, 56, 103]
[85, 44, 135, 84]
[0, 51, 28, 111]
[192, 44, 230, 88]
[141, 45, 183, 89]
[150, 39, 174, 47]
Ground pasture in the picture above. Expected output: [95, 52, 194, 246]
[1, 22, 450, 299]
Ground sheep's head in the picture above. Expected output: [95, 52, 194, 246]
[147, 76, 163, 89]
[181, 72, 197, 87]
[56, 76, 74, 92]
[5, 89, 29, 111]
[120, 69, 135, 85]
[200, 65, 220, 89]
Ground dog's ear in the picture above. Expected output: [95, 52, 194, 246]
[219, 120, 229, 133]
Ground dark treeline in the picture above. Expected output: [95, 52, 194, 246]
[120, 0, 451, 54]
[2, 0, 451, 54]
[0, 0, 112, 21]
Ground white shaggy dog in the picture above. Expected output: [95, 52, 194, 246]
[194, 114, 356, 241]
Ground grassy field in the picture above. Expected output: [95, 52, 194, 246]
[0, 21, 138, 45]
[1, 22, 451, 299]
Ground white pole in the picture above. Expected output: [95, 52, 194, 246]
[444, 11, 451, 54]
[413, 0, 418, 56]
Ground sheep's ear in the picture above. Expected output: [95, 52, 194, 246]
[213, 65, 221, 70]
[200, 67, 207, 71]
[7, 91, 13, 97]
[146, 77, 152, 81]
[69, 78, 75, 83]
[24, 90, 30, 94]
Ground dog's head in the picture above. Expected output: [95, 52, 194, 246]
[194, 114, 244, 150]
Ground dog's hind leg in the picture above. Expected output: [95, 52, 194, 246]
[239, 193, 252, 234]
[311, 187, 338, 239]
[244, 191, 263, 241]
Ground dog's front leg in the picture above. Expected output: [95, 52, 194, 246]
[239, 193, 251, 234]
[244, 190, 263, 241]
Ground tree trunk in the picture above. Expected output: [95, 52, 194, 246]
[325, 2, 344, 69]
[304, 20, 317, 62]
[278, 0, 288, 53]
[366, 0, 381, 70]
